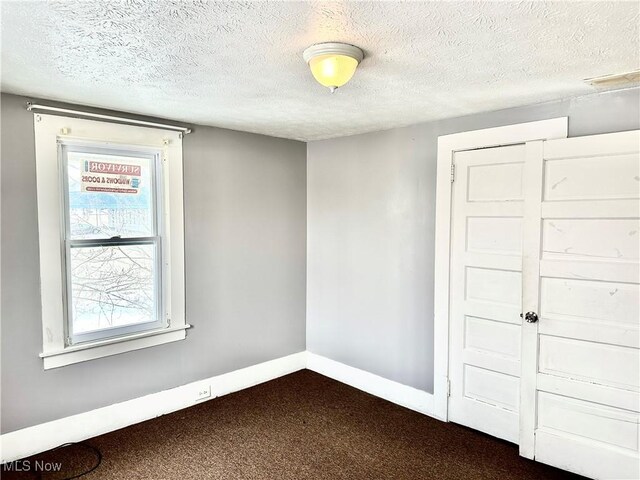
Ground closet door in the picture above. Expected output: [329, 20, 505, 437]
[520, 131, 640, 479]
[448, 145, 526, 443]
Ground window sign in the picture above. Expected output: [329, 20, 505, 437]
[80, 159, 143, 195]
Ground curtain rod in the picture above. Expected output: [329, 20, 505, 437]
[26, 102, 192, 135]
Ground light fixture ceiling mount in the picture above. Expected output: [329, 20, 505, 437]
[303, 42, 364, 93]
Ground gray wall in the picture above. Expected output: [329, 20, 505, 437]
[2, 87, 639, 433]
[1, 93, 307, 433]
[306, 88, 640, 393]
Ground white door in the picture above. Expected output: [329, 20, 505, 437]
[520, 131, 640, 479]
[448, 144, 526, 442]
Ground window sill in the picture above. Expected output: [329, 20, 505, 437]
[40, 324, 191, 369]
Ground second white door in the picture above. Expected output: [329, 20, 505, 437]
[520, 131, 640, 479]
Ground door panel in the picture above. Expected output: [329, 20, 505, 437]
[520, 130, 640, 479]
[538, 336, 639, 389]
[542, 218, 639, 261]
[543, 153, 639, 200]
[466, 266, 522, 306]
[464, 365, 520, 411]
[537, 392, 639, 451]
[467, 217, 522, 254]
[536, 374, 639, 412]
[540, 277, 640, 326]
[468, 162, 524, 201]
[448, 145, 525, 443]
[464, 316, 521, 359]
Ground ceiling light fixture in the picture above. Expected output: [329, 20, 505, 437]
[303, 42, 364, 93]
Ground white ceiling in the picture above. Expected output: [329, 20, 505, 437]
[1, 1, 638, 141]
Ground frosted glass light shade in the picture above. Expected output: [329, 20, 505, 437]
[303, 43, 364, 92]
[309, 54, 359, 90]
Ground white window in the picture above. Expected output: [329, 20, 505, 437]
[34, 114, 188, 369]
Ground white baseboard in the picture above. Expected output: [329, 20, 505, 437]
[0, 351, 306, 463]
[306, 352, 436, 418]
[1, 351, 438, 463]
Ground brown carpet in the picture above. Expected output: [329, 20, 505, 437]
[2, 370, 583, 480]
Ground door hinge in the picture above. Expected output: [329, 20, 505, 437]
[450, 162, 455, 183]
[447, 378, 451, 397]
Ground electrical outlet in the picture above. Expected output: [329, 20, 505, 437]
[196, 385, 211, 402]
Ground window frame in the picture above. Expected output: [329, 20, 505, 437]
[60, 142, 166, 345]
[34, 114, 188, 369]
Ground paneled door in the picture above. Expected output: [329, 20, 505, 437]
[520, 131, 640, 479]
[448, 145, 526, 443]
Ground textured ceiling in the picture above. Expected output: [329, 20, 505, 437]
[1, 1, 638, 141]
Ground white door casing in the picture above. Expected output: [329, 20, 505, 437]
[448, 145, 526, 442]
[520, 130, 640, 480]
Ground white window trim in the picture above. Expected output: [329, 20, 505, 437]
[34, 114, 189, 369]
[432, 117, 568, 421]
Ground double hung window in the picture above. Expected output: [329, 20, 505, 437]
[62, 143, 164, 344]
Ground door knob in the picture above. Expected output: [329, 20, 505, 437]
[520, 311, 539, 323]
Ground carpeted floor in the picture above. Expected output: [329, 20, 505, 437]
[3, 370, 583, 479]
